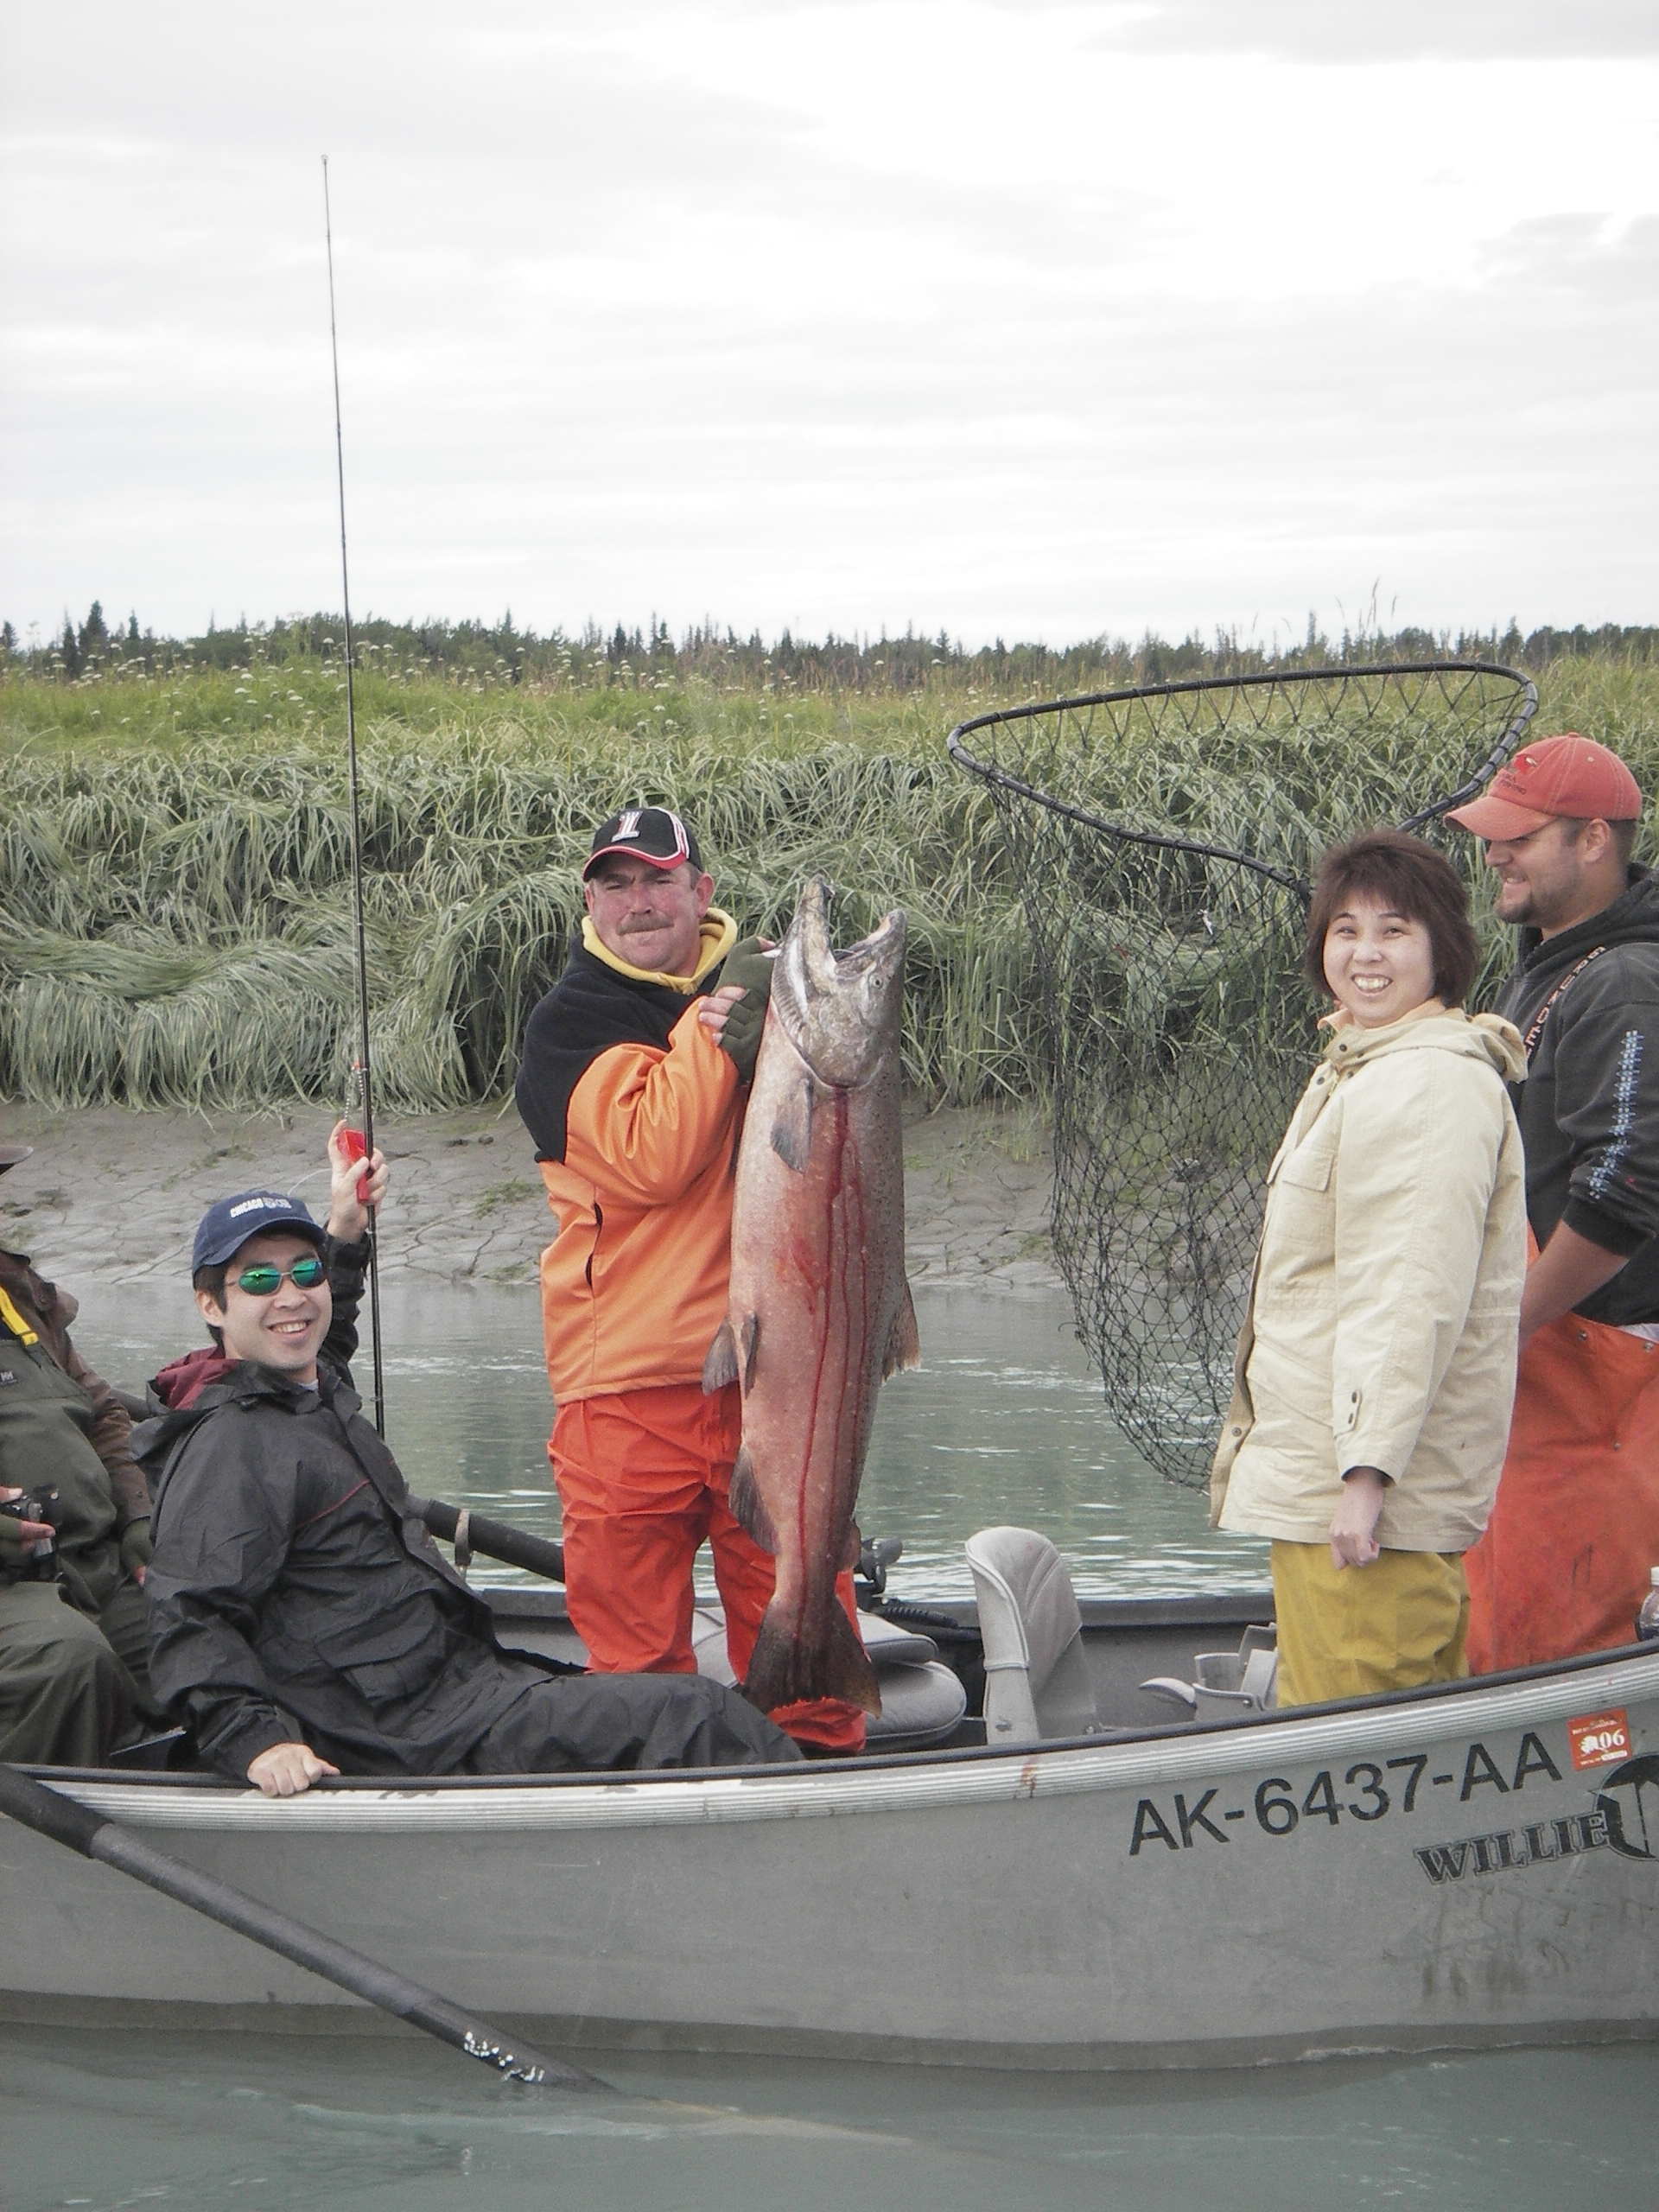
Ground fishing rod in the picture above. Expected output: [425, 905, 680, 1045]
[322, 156, 387, 1437]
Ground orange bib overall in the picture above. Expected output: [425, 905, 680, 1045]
[1465, 1303, 1659, 1672]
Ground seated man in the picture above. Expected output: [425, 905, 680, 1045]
[139, 1125, 799, 1796]
[0, 1140, 160, 1766]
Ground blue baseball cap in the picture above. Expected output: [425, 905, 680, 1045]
[193, 1192, 327, 1274]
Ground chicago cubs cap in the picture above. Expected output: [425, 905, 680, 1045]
[1446, 733, 1643, 842]
[192, 1192, 327, 1274]
[582, 806, 703, 880]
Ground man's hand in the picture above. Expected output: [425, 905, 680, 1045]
[1519, 1221, 1629, 1352]
[324, 1120, 388, 1243]
[1329, 1468, 1388, 1569]
[119, 1519, 152, 1588]
[698, 938, 775, 1083]
[247, 1742, 340, 1797]
[0, 1485, 54, 1557]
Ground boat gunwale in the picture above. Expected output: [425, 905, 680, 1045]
[23, 1634, 1651, 1794]
[27, 1643, 1659, 1833]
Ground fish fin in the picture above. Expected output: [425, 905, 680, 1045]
[742, 1597, 882, 1718]
[739, 1313, 760, 1393]
[840, 1519, 862, 1572]
[882, 1279, 922, 1380]
[728, 1446, 778, 1555]
[702, 1319, 739, 1394]
[769, 1083, 814, 1173]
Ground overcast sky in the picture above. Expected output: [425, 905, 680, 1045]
[3, 1, 1656, 650]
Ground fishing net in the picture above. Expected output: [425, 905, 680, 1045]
[948, 662, 1538, 1486]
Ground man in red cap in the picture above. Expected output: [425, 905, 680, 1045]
[1448, 733, 1659, 1669]
[513, 807, 868, 1754]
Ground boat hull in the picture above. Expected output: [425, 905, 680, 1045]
[4, 1642, 1656, 2069]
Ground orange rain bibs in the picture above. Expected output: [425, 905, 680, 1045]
[1465, 1301, 1659, 1674]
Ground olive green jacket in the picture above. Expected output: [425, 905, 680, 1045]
[0, 1247, 151, 1609]
[1211, 1007, 1527, 1554]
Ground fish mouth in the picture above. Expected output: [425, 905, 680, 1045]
[776, 879, 906, 1085]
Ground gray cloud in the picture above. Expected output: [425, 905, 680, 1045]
[1097, 0, 1659, 61]
[2, 0, 1656, 645]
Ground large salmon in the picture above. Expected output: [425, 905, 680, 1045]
[703, 879, 919, 1716]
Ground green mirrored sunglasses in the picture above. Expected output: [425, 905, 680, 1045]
[234, 1255, 327, 1296]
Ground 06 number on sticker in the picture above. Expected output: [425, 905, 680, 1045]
[1567, 1708, 1630, 1770]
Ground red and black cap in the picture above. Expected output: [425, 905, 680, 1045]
[582, 806, 702, 881]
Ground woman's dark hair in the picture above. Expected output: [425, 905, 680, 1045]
[192, 1262, 227, 1350]
[1304, 830, 1478, 1008]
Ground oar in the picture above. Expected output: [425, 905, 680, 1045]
[0, 1763, 606, 2092]
[414, 1495, 565, 1584]
[0, 1763, 912, 2142]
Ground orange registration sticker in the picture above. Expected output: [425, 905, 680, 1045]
[1567, 1708, 1631, 1770]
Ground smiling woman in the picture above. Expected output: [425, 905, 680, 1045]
[1211, 832, 1528, 1707]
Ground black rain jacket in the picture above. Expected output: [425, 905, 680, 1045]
[136, 1239, 549, 1781]
[1496, 865, 1659, 1325]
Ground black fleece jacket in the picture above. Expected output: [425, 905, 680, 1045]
[514, 932, 709, 1164]
[136, 1240, 547, 1780]
[1496, 866, 1659, 1325]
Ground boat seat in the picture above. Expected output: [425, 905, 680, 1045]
[690, 1604, 968, 1751]
[1141, 1623, 1278, 1720]
[963, 1525, 1101, 1746]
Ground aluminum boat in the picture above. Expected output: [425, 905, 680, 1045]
[4, 1575, 1656, 2070]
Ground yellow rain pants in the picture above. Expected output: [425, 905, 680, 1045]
[1269, 1541, 1470, 1709]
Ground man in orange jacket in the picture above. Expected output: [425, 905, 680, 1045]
[1450, 734, 1659, 1669]
[514, 807, 866, 1753]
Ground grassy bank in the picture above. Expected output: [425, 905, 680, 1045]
[3, 650, 1657, 1116]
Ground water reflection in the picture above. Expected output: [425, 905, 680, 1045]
[4, 2027, 1656, 2212]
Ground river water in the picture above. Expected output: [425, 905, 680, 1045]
[8, 1279, 1655, 2208]
[67, 1276, 1272, 1600]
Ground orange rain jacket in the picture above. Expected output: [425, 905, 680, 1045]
[518, 913, 744, 1404]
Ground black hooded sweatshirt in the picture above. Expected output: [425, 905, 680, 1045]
[136, 1239, 552, 1780]
[514, 933, 714, 1163]
[1495, 865, 1659, 1326]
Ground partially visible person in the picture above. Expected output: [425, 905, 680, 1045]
[1447, 734, 1659, 1669]
[140, 1125, 798, 1795]
[0, 1141, 159, 1764]
[515, 805, 868, 1754]
[1211, 833, 1527, 1707]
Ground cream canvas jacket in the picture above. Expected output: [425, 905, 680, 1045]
[1211, 1006, 1527, 1554]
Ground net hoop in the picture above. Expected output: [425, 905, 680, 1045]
[948, 659, 1538, 1484]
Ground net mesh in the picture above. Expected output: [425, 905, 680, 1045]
[948, 662, 1537, 1487]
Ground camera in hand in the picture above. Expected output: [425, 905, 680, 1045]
[0, 1484, 61, 1582]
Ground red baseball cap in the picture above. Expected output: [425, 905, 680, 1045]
[1446, 732, 1643, 842]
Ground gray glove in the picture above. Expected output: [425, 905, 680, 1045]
[715, 938, 775, 1084]
[119, 1519, 153, 1577]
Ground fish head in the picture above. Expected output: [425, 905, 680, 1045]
[773, 878, 907, 1087]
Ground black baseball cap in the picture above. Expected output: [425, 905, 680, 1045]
[193, 1192, 327, 1274]
[582, 806, 702, 880]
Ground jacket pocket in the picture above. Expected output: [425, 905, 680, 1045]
[1246, 1335, 1332, 1427]
[1275, 1143, 1333, 1192]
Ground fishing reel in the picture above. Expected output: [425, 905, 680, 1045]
[0, 1484, 62, 1584]
[855, 1534, 903, 1606]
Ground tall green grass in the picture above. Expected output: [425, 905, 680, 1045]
[3, 655, 1656, 1114]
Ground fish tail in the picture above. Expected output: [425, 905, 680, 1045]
[742, 1597, 882, 1718]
